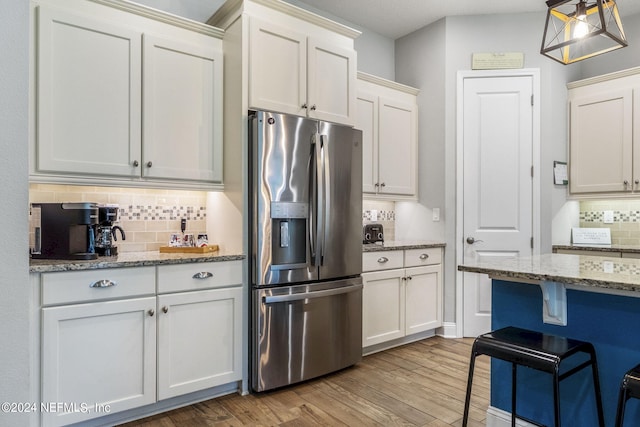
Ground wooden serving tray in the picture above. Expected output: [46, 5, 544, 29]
[159, 245, 219, 254]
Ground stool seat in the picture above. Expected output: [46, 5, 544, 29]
[615, 363, 640, 427]
[462, 326, 605, 427]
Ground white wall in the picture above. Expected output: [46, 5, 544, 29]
[1, 2, 31, 426]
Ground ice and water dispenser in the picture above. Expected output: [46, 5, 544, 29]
[270, 202, 308, 269]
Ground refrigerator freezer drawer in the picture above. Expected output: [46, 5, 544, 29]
[252, 278, 363, 392]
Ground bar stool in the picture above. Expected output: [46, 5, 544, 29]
[462, 326, 605, 427]
[615, 363, 640, 427]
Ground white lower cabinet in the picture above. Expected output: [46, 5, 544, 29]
[39, 261, 242, 426]
[42, 297, 157, 427]
[362, 248, 443, 350]
[157, 287, 242, 400]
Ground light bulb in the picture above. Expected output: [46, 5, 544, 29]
[573, 2, 589, 39]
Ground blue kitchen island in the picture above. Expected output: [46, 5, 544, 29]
[459, 253, 640, 426]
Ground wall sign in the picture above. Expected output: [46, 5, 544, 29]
[471, 52, 524, 70]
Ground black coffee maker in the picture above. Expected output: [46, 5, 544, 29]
[30, 203, 99, 260]
[95, 205, 125, 256]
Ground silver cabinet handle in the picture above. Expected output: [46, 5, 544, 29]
[374, 183, 379, 188]
[302, 103, 308, 109]
[407, 276, 412, 280]
[419, 253, 429, 260]
[635, 179, 639, 185]
[192, 271, 213, 280]
[162, 306, 169, 314]
[147, 161, 153, 168]
[133, 160, 139, 167]
[380, 182, 386, 187]
[148, 309, 155, 317]
[89, 279, 117, 288]
[377, 256, 389, 263]
[310, 104, 316, 111]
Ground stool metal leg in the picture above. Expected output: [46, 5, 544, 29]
[511, 363, 517, 427]
[553, 367, 561, 427]
[462, 348, 477, 427]
[614, 387, 628, 427]
[588, 348, 605, 427]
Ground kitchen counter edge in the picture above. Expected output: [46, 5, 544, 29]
[30, 251, 246, 273]
[552, 244, 640, 254]
[458, 253, 640, 295]
[363, 240, 446, 252]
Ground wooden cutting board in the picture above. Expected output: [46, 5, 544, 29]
[159, 245, 219, 253]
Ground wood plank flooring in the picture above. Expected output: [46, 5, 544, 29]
[120, 336, 489, 427]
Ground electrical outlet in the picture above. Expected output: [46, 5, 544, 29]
[433, 208, 440, 222]
[370, 209, 378, 221]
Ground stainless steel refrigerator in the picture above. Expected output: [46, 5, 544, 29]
[249, 110, 363, 392]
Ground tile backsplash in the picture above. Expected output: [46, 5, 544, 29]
[363, 200, 395, 241]
[580, 200, 640, 245]
[29, 184, 208, 252]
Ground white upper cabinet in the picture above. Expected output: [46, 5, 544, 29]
[208, 0, 360, 127]
[36, 6, 142, 178]
[356, 73, 418, 199]
[32, 1, 224, 189]
[249, 17, 356, 125]
[568, 67, 640, 197]
[143, 34, 223, 182]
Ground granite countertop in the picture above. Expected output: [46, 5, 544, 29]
[553, 244, 640, 254]
[30, 249, 245, 273]
[363, 240, 446, 252]
[458, 253, 640, 294]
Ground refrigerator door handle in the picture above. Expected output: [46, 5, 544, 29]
[262, 283, 363, 304]
[321, 134, 330, 265]
[311, 133, 324, 267]
[309, 136, 318, 263]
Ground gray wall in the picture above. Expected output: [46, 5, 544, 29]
[579, 12, 640, 78]
[395, 12, 581, 324]
[1, 1, 31, 426]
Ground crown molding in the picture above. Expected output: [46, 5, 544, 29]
[358, 71, 420, 96]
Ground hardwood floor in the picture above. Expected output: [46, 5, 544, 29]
[120, 336, 489, 427]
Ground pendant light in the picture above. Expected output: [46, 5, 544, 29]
[540, 0, 627, 65]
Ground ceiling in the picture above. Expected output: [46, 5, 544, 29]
[295, 0, 640, 39]
[149, 0, 640, 41]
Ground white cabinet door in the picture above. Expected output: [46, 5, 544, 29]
[42, 297, 156, 427]
[249, 17, 307, 117]
[356, 90, 378, 194]
[307, 38, 356, 125]
[378, 97, 417, 196]
[362, 269, 405, 347]
[36, 5, 142, 177]
[143, 34, 223, 183]
[405, 265, 442, 335]
[570, 89, 633, 194]
[157, 287, 242, 400]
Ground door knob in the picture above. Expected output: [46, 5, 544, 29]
[466, 237, 483, 244]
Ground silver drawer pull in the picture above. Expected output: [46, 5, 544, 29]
[419, 253, 429, 260]
[377, 257, 389, 263]
[89, 279, 117, 288]
[192, 272, 213, 280]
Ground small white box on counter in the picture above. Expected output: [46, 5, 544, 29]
[571, 227, 611, 245]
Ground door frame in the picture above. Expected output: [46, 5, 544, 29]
[455, 69, 541, 338]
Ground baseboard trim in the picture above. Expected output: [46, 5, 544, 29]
[437, 322, 458, 338]
[486, 406, 538, 427]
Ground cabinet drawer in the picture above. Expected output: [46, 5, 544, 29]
[363, 251, 403, 272]
[42, 267, 156, 306]
[157, 260, 242, 293]
[404, 248, 442, 267]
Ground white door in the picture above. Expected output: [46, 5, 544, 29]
[461, 75, 534, 337]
